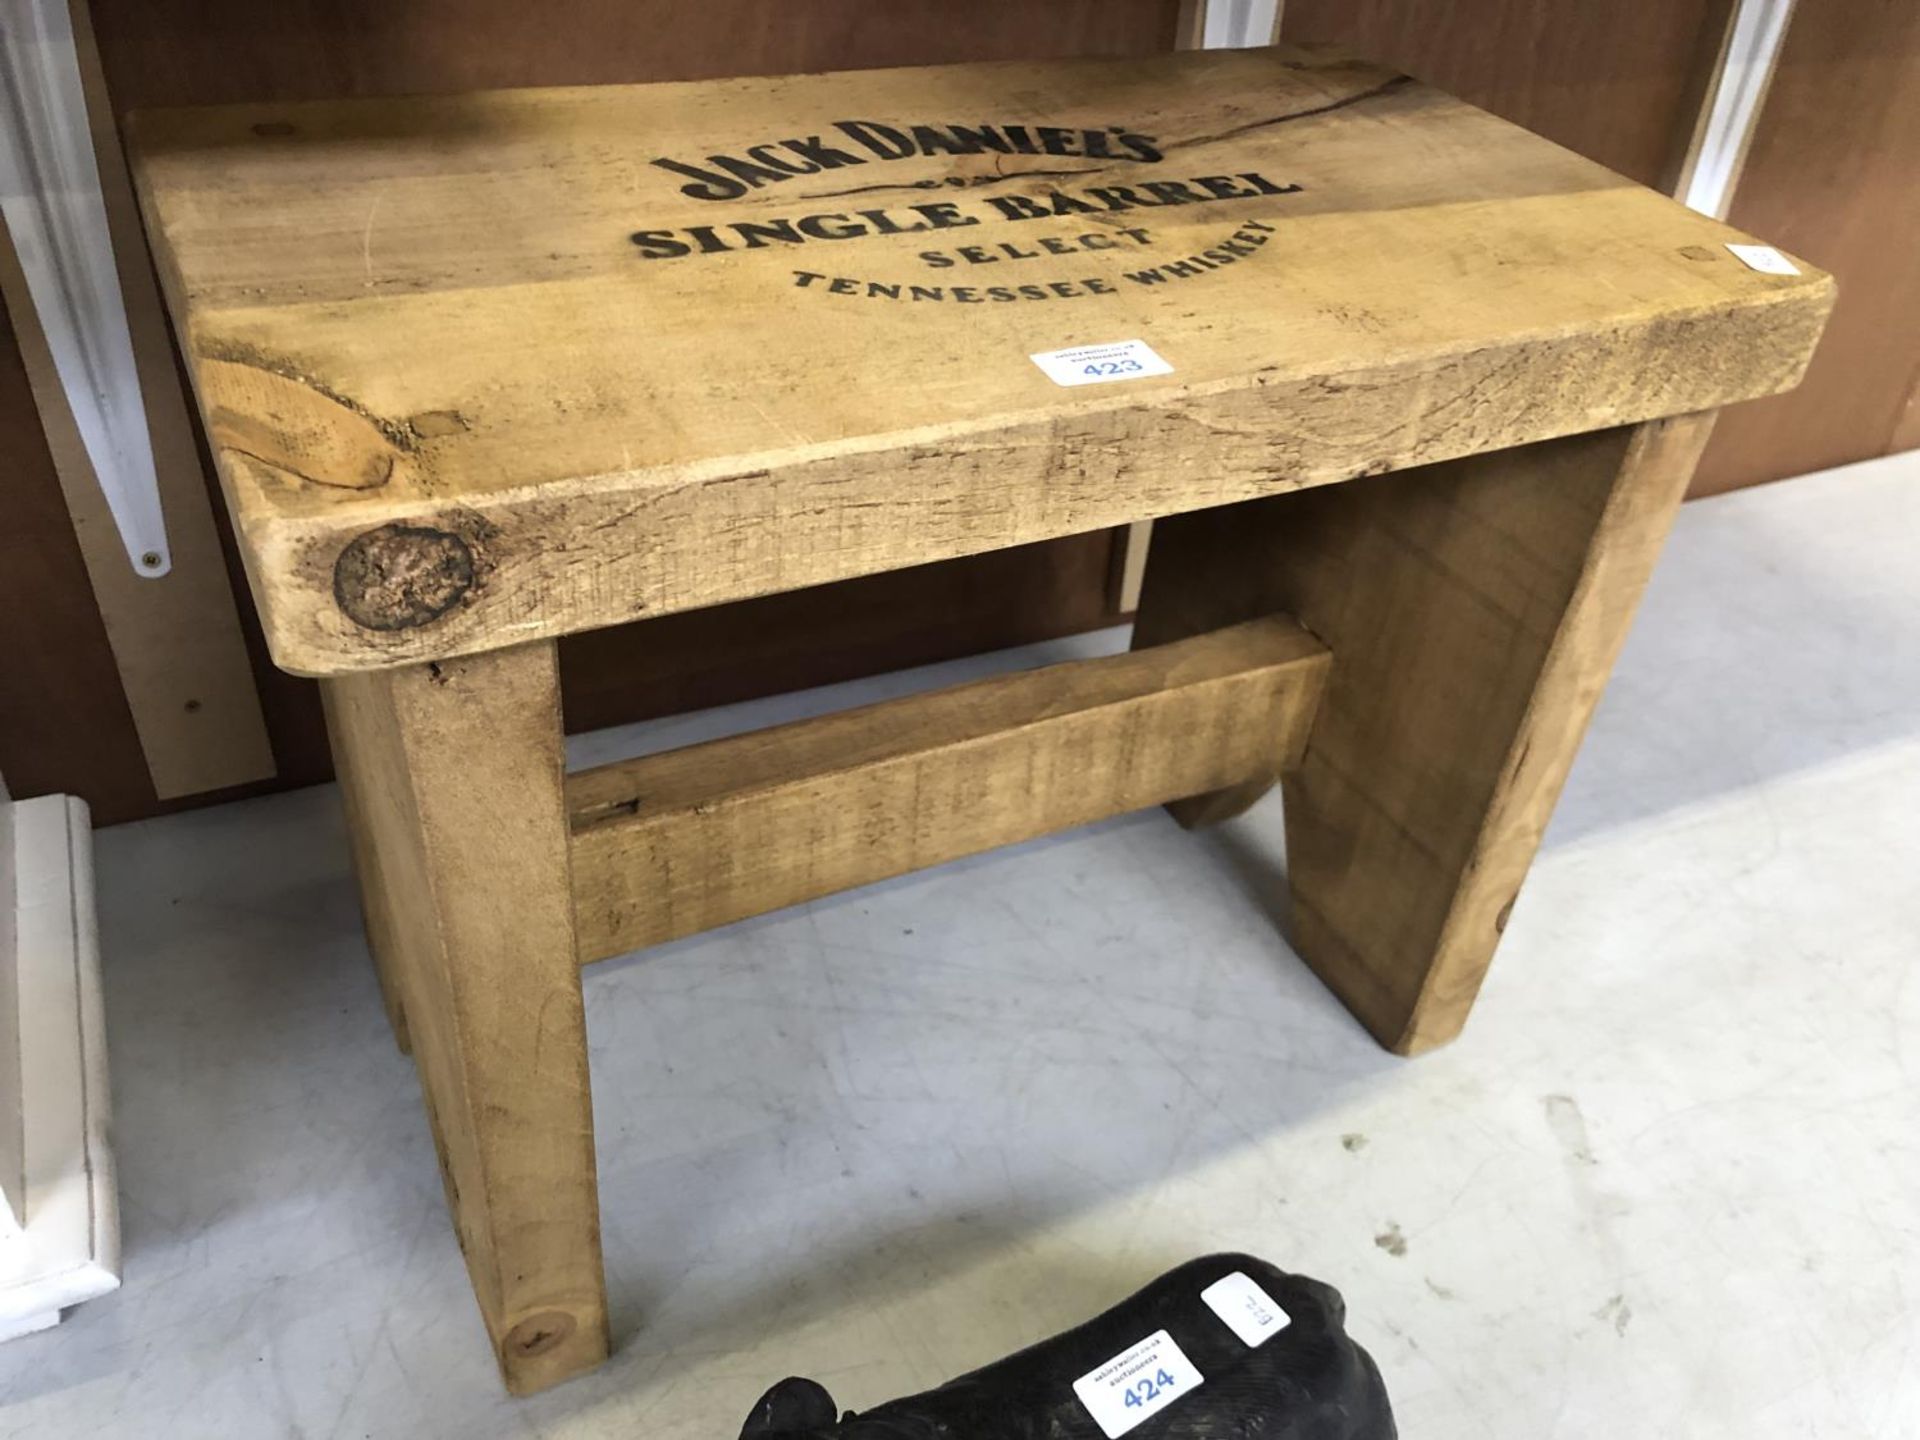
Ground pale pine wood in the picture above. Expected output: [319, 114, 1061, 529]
[128, 46, 1830, 675]
[1113, 519, 1155, 614]
[315, 683, 409, 1052]
[1134, 415, 1714, 1053]
[321, 642, 606, 1392]
[569, 617, 1329, 961]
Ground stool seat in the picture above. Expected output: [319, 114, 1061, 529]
[131, 47, 1827, 677]
[130, 44, 1832, 1397]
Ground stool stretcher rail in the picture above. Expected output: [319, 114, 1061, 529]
[567, 616, 1330, 962]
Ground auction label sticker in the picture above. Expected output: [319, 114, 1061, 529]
[1725, 243, 1800, 276]
[1201, 1271, 1292, 1349]
[1072, 1328, 1204, 1438]
[1030, 338, 1174, 388]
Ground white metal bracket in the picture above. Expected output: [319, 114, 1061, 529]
[1682, 0, 1798, 219]
[1201, 0, 1281, 49]
[1, 0, 169, 577]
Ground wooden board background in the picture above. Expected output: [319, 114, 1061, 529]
[2, 0, 1184, 823]
[1688, 0, 1920, 494]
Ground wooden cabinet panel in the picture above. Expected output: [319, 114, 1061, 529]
[0, 298, 153, 817]
[1282, 0, 1735, 190]
[1690, 0, 1920, 495]
[86, 0, 1184, 107]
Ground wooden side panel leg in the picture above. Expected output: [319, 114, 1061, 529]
[1134, 416, 1715, 1054]
[321, 642, 608, 1393]
[319, 684, 410, 1053]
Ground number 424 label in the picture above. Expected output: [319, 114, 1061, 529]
[1071, 1329, 1204, 1438]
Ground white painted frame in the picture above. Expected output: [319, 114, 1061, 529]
[0, 789, 121, 1340]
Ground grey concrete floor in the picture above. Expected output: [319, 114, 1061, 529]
[1, 450, 1915, 1438]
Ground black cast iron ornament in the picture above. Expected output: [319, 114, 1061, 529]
[738, 1254, 1395, 1439]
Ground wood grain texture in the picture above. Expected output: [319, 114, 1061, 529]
[1689, 0, 1920, 495]
[569, 617, 1329, 961]
[321, 643, 605, 1392]
[1282, 0, 1738, 191]
[316, 683, 408, 1052]
[130, 46, 1830, 675]
[1135, 416, 1715, 1053]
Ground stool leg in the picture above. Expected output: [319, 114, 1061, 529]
[1134, 416, 1714, 1055]
[321, 641, 608, 1393]
[320, 684, 411, 1052]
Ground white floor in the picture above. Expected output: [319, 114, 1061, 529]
[1, 451, 1916, 1438]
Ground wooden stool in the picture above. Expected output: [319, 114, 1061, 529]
[130, 47, 1830, 1393]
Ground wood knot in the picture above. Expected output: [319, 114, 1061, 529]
[332, 523, 475, 631]
[1494, 893, 1519, 934]
[504, 1311, 576, 1359]
[410, 409, 469, 438]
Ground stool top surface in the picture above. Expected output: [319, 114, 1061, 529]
[131, 47, 1831, 675]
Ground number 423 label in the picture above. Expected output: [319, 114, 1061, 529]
[1071, 1329, 1204, 1438]
[1030, 338, 1174, 388]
